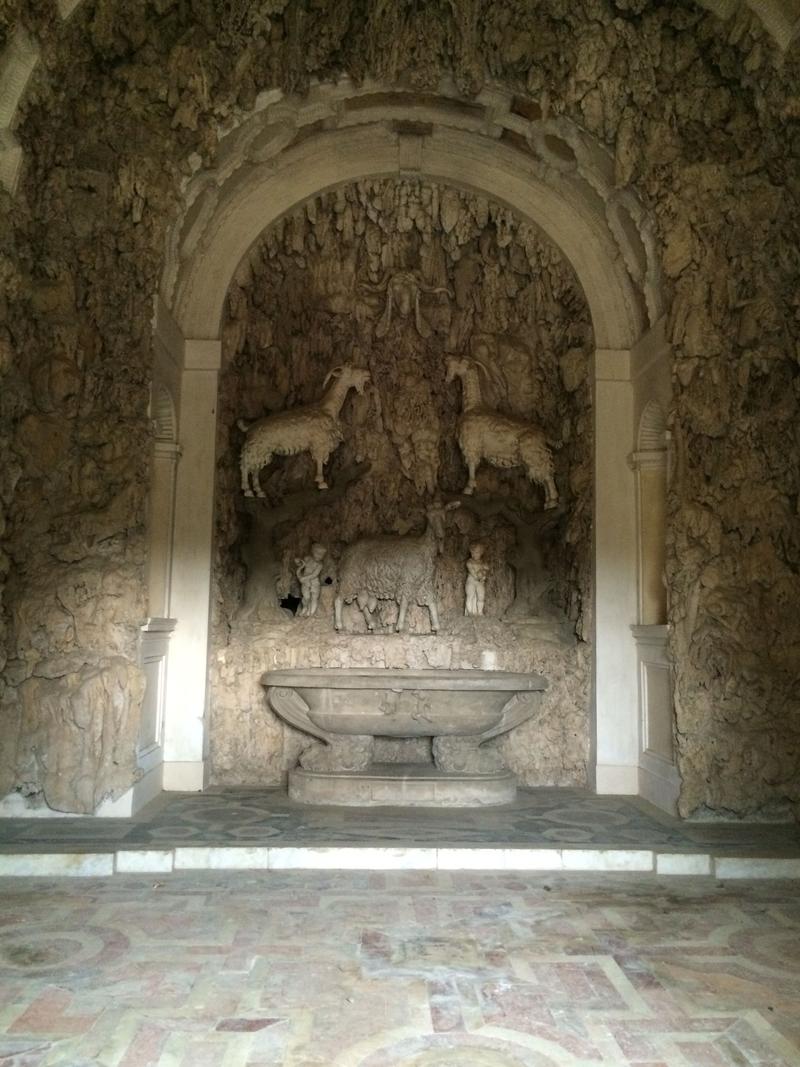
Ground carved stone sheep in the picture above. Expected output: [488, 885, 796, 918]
[334, 500, 460, 633]
[239, 364, 371, 495]
[446, 355, 558, 508]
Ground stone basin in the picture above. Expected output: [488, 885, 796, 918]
[264, 667, 548, 804]
[263, 667, 547, 738]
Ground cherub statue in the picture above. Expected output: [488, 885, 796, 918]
[295, 543, 327, 617]
[465, 542, 489, 617]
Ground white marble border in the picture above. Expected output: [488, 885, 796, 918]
[0, 853, 115, 877]
[0, 847, 797, 879]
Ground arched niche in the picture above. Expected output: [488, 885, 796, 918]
[207, 180, 597, 788]
[153, 80, 669, 800]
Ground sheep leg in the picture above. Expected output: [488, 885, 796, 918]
[357, 591, 376, 631]
[528, 466, 558, 510]
[395, 595, 409, 633]
[334, 595, 344, 631]
[313, 451, 329, 490]
[543, 474, 558, 510]
[426, 597, 440, 634]
[463, 454, 478, 495]
[249, 457, 268, 498]
[241, 460, 253, 497]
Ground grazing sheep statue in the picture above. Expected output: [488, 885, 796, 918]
[446, 355, 558, 509]
[334, 500, 460, 634]
[238, 364, 371, 496]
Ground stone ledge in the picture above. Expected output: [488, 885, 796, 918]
[288, 765, 518, 807]
[2, 846, 799, 879]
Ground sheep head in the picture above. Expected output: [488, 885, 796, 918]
[323, 364, 371, 394]
[345, 366, 372, 395]
[445, 356, 467, 384]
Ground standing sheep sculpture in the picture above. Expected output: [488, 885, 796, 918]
[334, 500, 460, 634]
[239, 364, 371, 496]
[446, 355, 558, 509]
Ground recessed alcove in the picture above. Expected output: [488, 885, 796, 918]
[150, 82, 658, 812]
[207, 179, 594, 792]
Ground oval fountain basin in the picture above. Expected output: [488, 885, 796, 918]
[262, 667, 547, 737]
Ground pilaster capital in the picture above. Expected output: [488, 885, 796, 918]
[153, 440, 182, 461]
[183, 338, 222, 372]
[628, 448, 667, 472]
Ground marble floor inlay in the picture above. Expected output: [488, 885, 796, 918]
[0, 871, 799, 1066]
[1, 788, 798, 857]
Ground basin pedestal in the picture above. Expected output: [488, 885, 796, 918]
[288, 763, 516, 806]
[264, 668, 547, 807]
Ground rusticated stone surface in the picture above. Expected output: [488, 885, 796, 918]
[0, 658, 144, 813]
[664, 166, 800, 819]
[0, 0, 798, 815]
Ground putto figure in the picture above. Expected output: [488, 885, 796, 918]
[464, 542, 489, 616]
[295, 543, 327, 617]
[238, 364, 370, 496]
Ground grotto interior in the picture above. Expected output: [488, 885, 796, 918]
[1, 0, 799, 832]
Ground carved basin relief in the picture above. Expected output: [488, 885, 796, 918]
[264, 668, 547, 784]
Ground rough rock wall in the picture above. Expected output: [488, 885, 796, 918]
[0, 147, 153, 812]
[208, 179, 593, 786]
[0, 3, 178, 812]
[663, 170, 800, 818]
[1, 0, 798, 815]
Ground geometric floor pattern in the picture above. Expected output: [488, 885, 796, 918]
[2, 787, 799, 855]
[1, 870, 799, 1066]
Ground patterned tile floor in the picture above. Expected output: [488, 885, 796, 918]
[1, 871, 799, 1066]
[1, 788, 798, 856]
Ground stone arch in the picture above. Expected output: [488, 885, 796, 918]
[0, 28, 38, 195]
[167, 81, 654, 347]
[153, 80, 664, 800]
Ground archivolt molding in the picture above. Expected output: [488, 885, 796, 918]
[164, 79, 659, 350]
[0, 28, 38, 196]
[56, 0, 84, 17]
